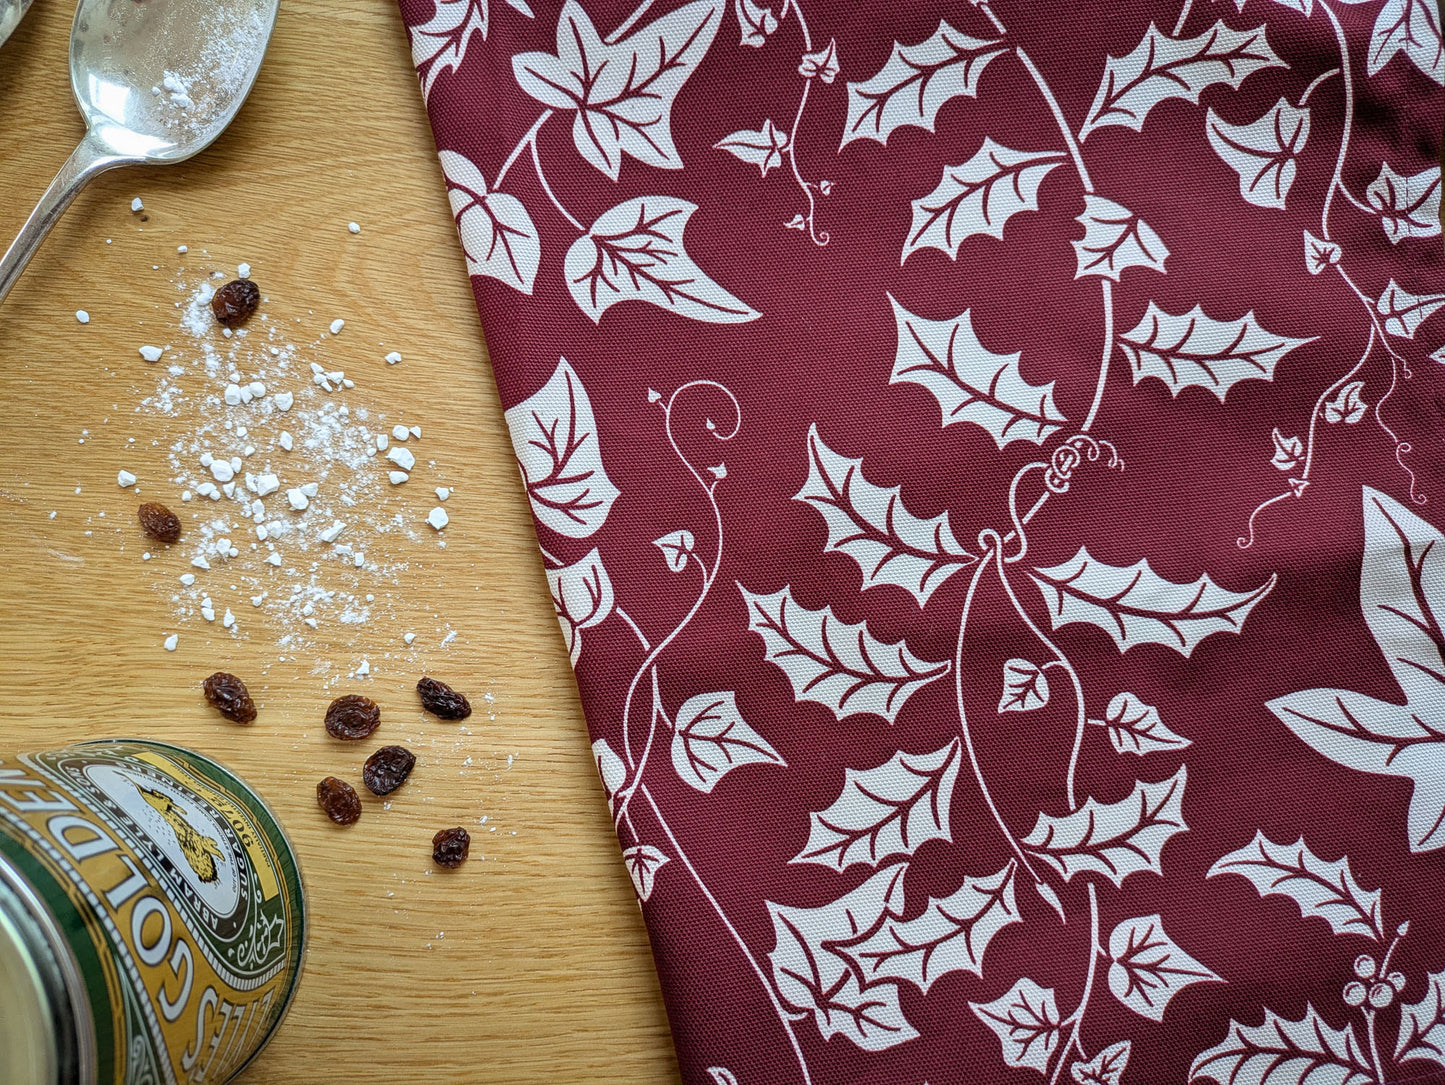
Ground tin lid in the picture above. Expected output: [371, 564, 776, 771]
[0, 895, 58, 1085]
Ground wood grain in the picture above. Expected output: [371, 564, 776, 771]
[0, 1, 677, 1081]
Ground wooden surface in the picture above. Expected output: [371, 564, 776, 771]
[0, 2, 678, 1081]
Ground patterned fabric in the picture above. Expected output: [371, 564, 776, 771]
[395, 0, 1445, 1080]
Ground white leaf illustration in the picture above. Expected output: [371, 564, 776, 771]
[767, 865, 917, 1051]
[1107, 914, 1221, 1021]
[409, 0, 489, 100]
[621, 844, 669, 901]
[1323, 380, 1368, 424]
[970, 978, 1064, 1074]
[740, 584, 950, 723]
[841, 21, 1007, 147]
[798, 39, 840, 83]
[437, 150, 540, 295]
[1090, 692, 1192, 756]
[733, 0, 777, 47]
[1080, 21, 1286, 140]
[1073, 196, 1170, 280]
[1233, 0, 1312, 14]
[1205, 98, 1310, 210]
[1396, 969, 1445, 1071]
[1207, 832, 1386, 941]
[592, 738, 626, 798]
[546, 548, 615, 665]
[889, 296, 1068, 449]
[834, 860, 1020, 992]
[566, 197, 760, 325]
[1190, 1006, 1376, 1085]
[1117, 301, 1314, 401]
[714, 119, 790, 176]
[671, 691, 786, 793]
[1366, 162, 1442, 244]
[792, 740, 962, 871]
[1000, 659, 1051, 713]
[1023, 768, 1189, 887]
[1268, 489, 1445, 853]
[512, 0, 723, 179]
[795, 424, 977, 605]
[1303, 229, 1343, 275]
[1272, 428, 1304, 471]
[1072, 1041, 1132, 1085]
[1377, 279, 1445, 339]
[1367, 0, 1443, 84]
[653, 530, 696, 572]
[706, 1069, 740, 1085]
[1029, 548, 1275, 657]
[904, 139, 1067, 261]
[505, 358, 621, 537]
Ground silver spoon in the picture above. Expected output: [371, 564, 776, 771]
[0, 0, 35, 50]
[0, 0, 279, 305]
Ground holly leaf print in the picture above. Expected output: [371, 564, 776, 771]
[1272, 428, 1305, 471]
[566, 197, 760, 324]
[1366, 162, 1442, 244]
[739, 583, 951, 723]
[706, 1071, 739, 1085]
[1023, 768, 1189, 887]
[1268, 489, 1445, 853]
[799, 39, 840, 83]
[1000, 659, 1051, 713]
[834, 860, 1020, 992]
[1367, 0, 1443, 84]
[1107, 914, 1221, 1021]
[1090, 692, 1192, 756]
[1303, 229, 1343, 275]
[512, 0, 723, 179]
[1071, 1041, 1132, 1085]
[734, 0, 777, 47]
[1073, 196, 1170, 280]
[437, 150, 540, 295]
[1376, 279, 1445, 339]
[1207, 832, 1387, 941]
[714, 119, 790, 176]
[621, 844, 669, 901]
[1190, 1006, 1376, 1085]
[904, 139, 1067, 262]
[1323, 381, 1368, 424]
[592, 738, 626, 798]
[1205, 98, 1311, 210]
[1117, 302, 1316, 401]
[409, 0, 489, 101]
[653, 529, 696, 572]
[889, 296, 1068, 449]
[841, 21, 1007, 148]
[1029, 548, 1275, 657]
[671, 691, 786, 793]
[546, 548, 614, 665]
[1397, 969, 1445, 1072]
[504, 359, 621, 538]
[792, 740, 963, 871]
[795, 424, 978, 606]
[1080, 21, 1286, 140]
[970, 978, 1064, 1074]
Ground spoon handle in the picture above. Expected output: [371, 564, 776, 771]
[0, 133, 130, 308]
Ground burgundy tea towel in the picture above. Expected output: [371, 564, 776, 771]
[395, 0, 1445, 1080]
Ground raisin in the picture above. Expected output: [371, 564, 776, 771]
[137, 501, 182, 544]
[210, 279, 260, 325]
[324, 694, 380, 740]
[202, 671, 256, 723]
[362, 745, 416, 796]
[416, 677, 471, 720]
[316, 777, 361, 825]
[432, 826, 470, 868]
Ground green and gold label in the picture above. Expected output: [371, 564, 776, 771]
[0, 741, 306, 1085]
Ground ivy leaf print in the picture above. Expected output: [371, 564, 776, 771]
[1268, 489, 1445, 853]
[1376, 279, 1445, 339]
[738, 583, 951, 723]
[833, 860, 1020, 992]
[1023, 768, 1189, 887]
[889, 296, 1068, 449]
[904, 139, 1067, 262]
[1089, 692, 1192, 756]
[1073, 196, 1170, 280]
[1190, 1006, 1376, 1085]
[1207, 832, 1387, 941]
[798, 39, 840, 83]
[437, 150, 540, 295]
[566, 197, 761, 324]
[653, 529, 696, 572]
[504, 359, 621, 538]
[840, 21, 1007, 148]
[1303, 229, 1343, 275]
[1116, 302, 1315, 401]
[1366, 162, 1442, 244]
[592, 738, 626, 798]
[733, 0, 777, 47]
[795, 424, 977, 606]
[1071, 1041, 1132, 1085]
[713, 119, 790, 176]
[969, 978, 1064, 1074]
[1367, 0, 1443, 84]
[670, 691, 786, 793]
[999, 659, 1051, 713]
[1396, 969, 1445, 1071]
[792, 740, 962, 871]
[621, 844, 669, 901]
[1080, 21, 1285, 140]
[409, 0, 489, 101]
[1323, 381, 1368, 424]
[1107, 914, 1222, 1021]
[1029, 548, 1275, 657]
[512, 0, 723, 179]
[706, 1070, 739, 1085]
[1204, 98, 1311, 210]
[1272, 428, 1305, 471]
[546, 548, 614, 665]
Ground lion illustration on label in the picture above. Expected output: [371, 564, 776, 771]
[138, 785, 224, 884]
